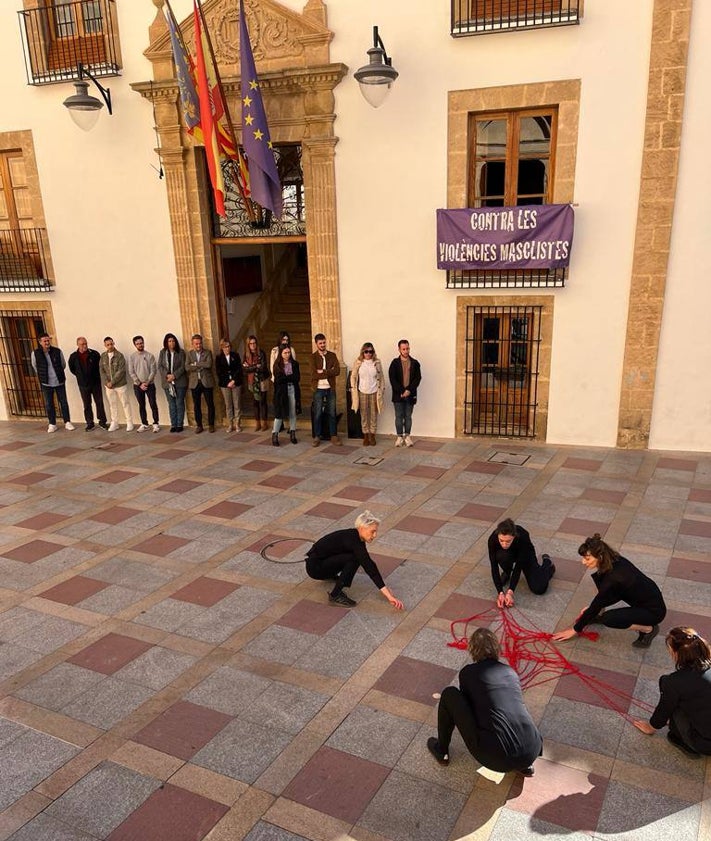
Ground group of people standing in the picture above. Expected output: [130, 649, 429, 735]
[32, 330, 422, 446]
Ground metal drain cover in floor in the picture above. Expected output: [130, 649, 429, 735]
[488, 451, 530, 466]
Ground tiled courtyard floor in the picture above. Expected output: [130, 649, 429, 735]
[0, 421, 709, 841]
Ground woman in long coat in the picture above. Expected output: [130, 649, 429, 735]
[271, 345, 301, 446]
[350, 341, 385, 446]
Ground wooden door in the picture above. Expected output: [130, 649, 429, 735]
[46, 0, 107, 71]
[0, 151, 40, 279]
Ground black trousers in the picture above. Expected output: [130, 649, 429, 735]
[192, 382, 215, 427]
[306, 553, 360, 589]
[78, 382, 106, 425]
[437, 686, 538, 773]
[133, 383, 159, 425]
[601, 604, 667, 629]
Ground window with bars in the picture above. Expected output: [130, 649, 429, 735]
[463, 304, 542, 437]
[451, 0, 580, 37]
[448, 107, 565, 289]
[0, 310, 48, 417]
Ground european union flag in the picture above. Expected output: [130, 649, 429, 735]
[240, 0, 283, 219]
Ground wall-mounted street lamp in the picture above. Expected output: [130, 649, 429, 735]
[62, 62, 113, 131]
[353, 26, 399, 109]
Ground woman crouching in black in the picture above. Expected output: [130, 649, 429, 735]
[553, 534, 666, 648]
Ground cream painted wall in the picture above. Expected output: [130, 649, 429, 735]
[322, 0, 655, 442]
[649, 0, 711, 452]
[0, 2, 180, 423]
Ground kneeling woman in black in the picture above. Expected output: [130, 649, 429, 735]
[427, 628, 542, 776]
[633, 626, 711, 757]
[553, 534, 666, 648]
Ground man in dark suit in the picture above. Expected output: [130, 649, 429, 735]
[186, 333, 216, 433]
[68, 336, 107, 431]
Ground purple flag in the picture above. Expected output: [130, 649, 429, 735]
[437, 204, 574, 270]
[240, 0, 283, 219]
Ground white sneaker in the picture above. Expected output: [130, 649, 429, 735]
[47, 423, 58, 433]
[395, 436, 404, 447]
[404, 435, 414, 447]
[108, 422, 119, 432]
[137, 424, 149, 433]
[64, 422, 75, 431]
[152, 424, 160, 433]
[235, 426, 241, 433]
[126, 423, 135, 432]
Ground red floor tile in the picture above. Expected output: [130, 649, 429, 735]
[15, 512, 69, 530]
[406, 465, 446, 479]
[277, 599, 347, 635]
[657, 457, 697, 472]
[395, 515, 446, 536]
[107, 783, 228, 841]
[562, 457, 602, 471]
[557, 518, 609, 537]
[152, 448, 193, 460]
[68, 633, 153, 675]
[265, 538, 311, 559]
[245, 533, 283, 553]
[94, 470, 140, 484]
[259, 475, 301, 490]
[157, 479, 204, 494]
[170, 576, 239, 607]
[456, 502, 506, 522]
[4, 539, 64, 564]
[132, 534, 190, 557]
[370, 552, 404, 577]
[374, 656, 456, 706]
[679, 519, 711, 538]
[6, 472, 54, 486]
[334, 485, 380, 502]
[47, 446, 84, 458]
[553, 661, 638, 713]
[241, 459, 280, 472]
[688, 488, 711, 504]
[201, 501, 252, 519]
[435, 593, 494, 622]
[668, 555, 711, 584]
[664, 608, 711, 641]
[39, 575, 109, 606]
[283, 746, 389, 824]
[506, 758, 608, 833]
[89, 506, 141, 525]
[134, 701, 233, 760]
[581, 488, 627, 505]
[411, 440, 444, 451]
[0, 441, 33, 451]
[463, 460, 505, 475]
[94, 442, 136, 453]
[305, 502, 355, 520]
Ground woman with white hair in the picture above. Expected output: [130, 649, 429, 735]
[305, 511, 404, 609]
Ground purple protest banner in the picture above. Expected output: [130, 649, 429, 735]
[436, 204, 574, 270]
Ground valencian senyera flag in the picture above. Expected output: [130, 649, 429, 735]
[165, 1, 251, 215]
[240, 0, 283, 219]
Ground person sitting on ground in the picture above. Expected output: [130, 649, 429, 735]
[305, 511, 404, 610]
[427, 627, 542, 776]
[489, 518, 555, 608]
[633, 626, 711, 757]
[552, 534, 666, 648]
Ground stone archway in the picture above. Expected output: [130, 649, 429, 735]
[132, 0, 347, 357]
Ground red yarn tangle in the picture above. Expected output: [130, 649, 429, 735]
[448, 607, 655, 722]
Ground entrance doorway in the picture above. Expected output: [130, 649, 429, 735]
[464, 304, 542, 437]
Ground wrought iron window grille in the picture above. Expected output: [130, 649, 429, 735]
[447, 268, 566, 289]
[451, 0, 580, 37]
[18, 0, 121, 85]
[0, 228, 54, 292]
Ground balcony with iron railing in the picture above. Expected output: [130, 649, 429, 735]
[18, 0, 121, 85]
[0, 228, 53, 292]
[451, 0, 580, 36]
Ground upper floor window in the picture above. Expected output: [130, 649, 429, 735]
[469, 109, 557, 207]
[18, 0, 121, 85]
[452, 0, 580, 37]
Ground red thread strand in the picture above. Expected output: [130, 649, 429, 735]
[448, 606, 655, 721]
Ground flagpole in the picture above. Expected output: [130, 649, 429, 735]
[195, 0, 256, 222]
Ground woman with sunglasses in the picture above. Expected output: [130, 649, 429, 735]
[350, 342, 385, 446]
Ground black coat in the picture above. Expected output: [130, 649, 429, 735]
[650, 667, 711, 753]
[388, 356, 422, 404]
[215, 350, 243, 388]
[273, 358, 301, 418]
[68, 348, 102, 388]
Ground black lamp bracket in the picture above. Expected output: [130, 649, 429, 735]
[77, 62, 112, 115]
[372, 26, 393, 67]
